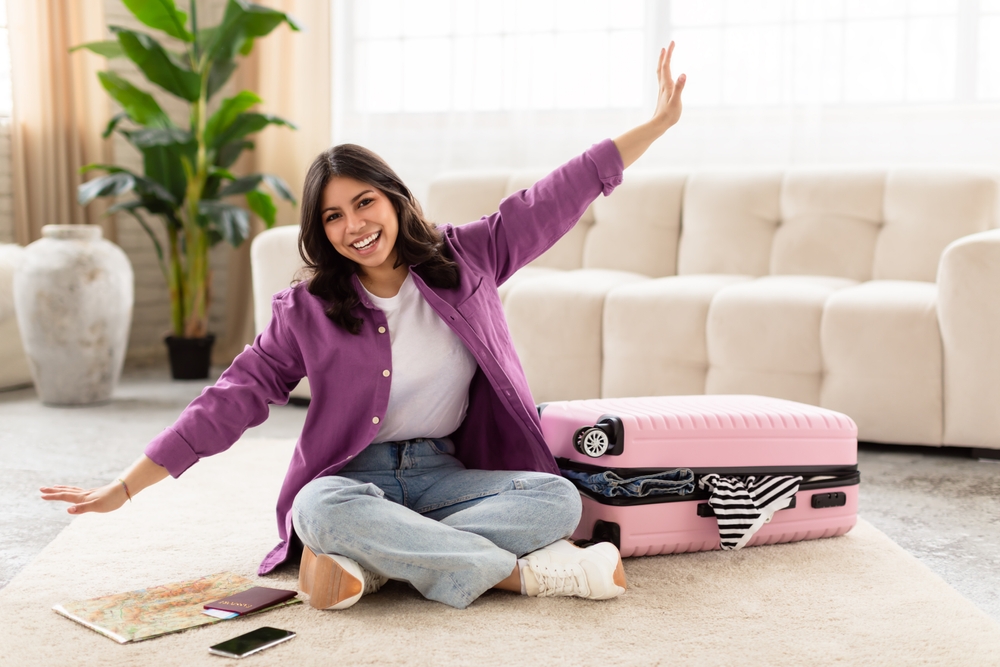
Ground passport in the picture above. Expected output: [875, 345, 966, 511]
[203, 586, 298, 616]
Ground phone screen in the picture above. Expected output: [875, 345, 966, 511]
[209, 626, 296, 658]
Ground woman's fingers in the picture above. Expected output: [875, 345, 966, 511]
[40, 485, 86, 494]
[664, 41, 675, 82]
[40, 488, 91, 501]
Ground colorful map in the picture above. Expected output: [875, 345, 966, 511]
[52, 572, 300, 643]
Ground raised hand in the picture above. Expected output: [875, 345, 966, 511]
[613, 41, 687, 169]
[651, 41, 686, 131]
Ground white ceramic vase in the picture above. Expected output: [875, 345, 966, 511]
[13, 225, 134, 405]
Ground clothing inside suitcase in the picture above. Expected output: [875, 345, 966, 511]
[557, 457, 860, 507]
[557, 457, 860, 551]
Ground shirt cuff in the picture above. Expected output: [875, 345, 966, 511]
[144, 427, 200, 478]
[590, 138, 625, 196]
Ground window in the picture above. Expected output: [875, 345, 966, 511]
[670, 0, 1000, 107]
[351, 0, 646, 112]
[344, 0, 1000, 114]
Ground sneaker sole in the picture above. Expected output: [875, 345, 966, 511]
[299, 547, 363, 610]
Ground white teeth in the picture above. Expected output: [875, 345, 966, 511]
[352, 232, 380, 249]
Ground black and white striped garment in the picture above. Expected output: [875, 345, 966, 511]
[698, 474, 803, 550]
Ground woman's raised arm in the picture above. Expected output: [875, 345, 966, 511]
[614, 41, 686, 169]
[40, 453, 170, 514]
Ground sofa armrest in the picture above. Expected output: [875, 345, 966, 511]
[937, 229, 1000, 448]
[250, 226, 311, 401]
[250, 226, 305, 335]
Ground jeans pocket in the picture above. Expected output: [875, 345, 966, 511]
[429, 438, 456, 455]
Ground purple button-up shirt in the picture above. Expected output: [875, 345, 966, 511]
[145, 139, 624, 574]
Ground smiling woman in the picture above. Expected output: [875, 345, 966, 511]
[42, 41, 685, 613]
[297, 143, 460, 332]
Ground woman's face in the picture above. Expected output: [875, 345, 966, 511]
[321, 175, 400, 274]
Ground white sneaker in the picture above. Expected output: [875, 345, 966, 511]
[299, 547, 388, 610]
[521, 540, 627, 600]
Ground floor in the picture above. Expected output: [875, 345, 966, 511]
[2, 368, 999, 622]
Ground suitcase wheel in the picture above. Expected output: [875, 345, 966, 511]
[574, 426, 610, 457]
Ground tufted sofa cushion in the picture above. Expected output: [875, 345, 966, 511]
[771, 170, 884, 281]
[250, 163, 1000, 450]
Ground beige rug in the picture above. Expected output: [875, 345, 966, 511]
[1, 437, 998, 666]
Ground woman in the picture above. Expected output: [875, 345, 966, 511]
[41, 44, 686, 610]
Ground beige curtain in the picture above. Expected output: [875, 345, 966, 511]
[8, 0, 111, 246]
[216, 0, 332, 362]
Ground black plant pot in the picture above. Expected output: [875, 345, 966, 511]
[164, 334, 216, 380]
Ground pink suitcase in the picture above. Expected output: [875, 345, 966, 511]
[538, 395, 859, 557]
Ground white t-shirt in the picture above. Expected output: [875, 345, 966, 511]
[362, 273, 479, 443]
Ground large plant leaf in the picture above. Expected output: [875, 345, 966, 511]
[102, 111, 130, 138]
[70, 40, 125, 58]
[122, 0, 194, 42]
[78, 164, 179, 206]
[199, 200, 250, 247]
[97, 72, 173, 128]
[202, 166, 237, 199]
[124, 127, 194, 148]
[205, 91, 261, 147]
[217, 173, 295, 203]
[215, 140, 253, 168]
[261, 174, 296, 203]
[119, 128, 194, 204]
[245, 190, 276, 227]
[206, 0, 300, 63]
[112, 27, 201, 101]
[211, 112, 295, 149]
[216, 174, 264, 196]
[78, 172, 136, 205]
[143, 145, 191, 205]
[207, 58, 238, 99]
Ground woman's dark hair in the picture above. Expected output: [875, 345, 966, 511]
[298, 144, 460, 334]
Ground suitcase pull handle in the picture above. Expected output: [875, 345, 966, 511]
[811, 492, 847, 508]
[572, 416, 624, 458]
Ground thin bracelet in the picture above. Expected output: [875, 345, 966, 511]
[117, 478, 133, 503]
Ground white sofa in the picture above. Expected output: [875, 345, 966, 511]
[0, 244, 33, 391]
[251, 167, 1000, 452]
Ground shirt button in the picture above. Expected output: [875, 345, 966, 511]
[378, 326, 386, 333]
[372, 416, 380, 424]
[382, 370, 390, 377]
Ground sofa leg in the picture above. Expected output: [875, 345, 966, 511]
[971, 448, 1000, 461]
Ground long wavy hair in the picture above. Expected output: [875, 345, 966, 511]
[298, 144, 460, 334]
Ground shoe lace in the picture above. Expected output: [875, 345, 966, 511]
[361, 568, 387, 595]
[530, 563, 589, 598]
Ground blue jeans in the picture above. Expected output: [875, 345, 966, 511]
[291, 438, 582, 609]
[561, 467, 695, 498]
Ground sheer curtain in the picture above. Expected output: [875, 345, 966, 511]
[7, 0, 110, 245]
[217, 0, 332, 361]
[335, 0, 1000, 206]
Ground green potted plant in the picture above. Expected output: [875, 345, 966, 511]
[75, 0, 298, 379]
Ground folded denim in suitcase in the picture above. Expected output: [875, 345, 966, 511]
[538, 395, 859, 557]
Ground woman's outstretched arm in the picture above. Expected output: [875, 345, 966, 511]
[614, 41, 686, 169]
[41, 454, 170, 514]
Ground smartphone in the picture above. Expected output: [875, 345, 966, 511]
[208, 626, 296, 659]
